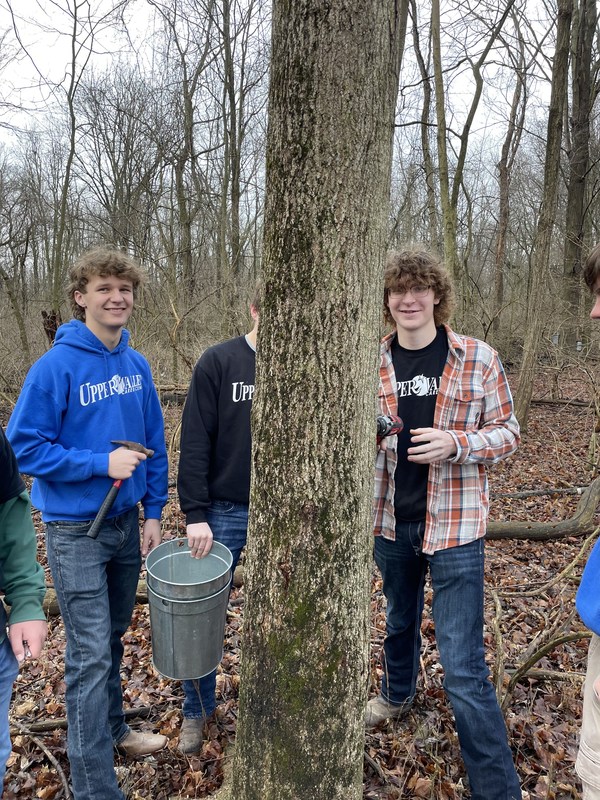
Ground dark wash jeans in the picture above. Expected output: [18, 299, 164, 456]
[374, 522, 521, 800]
[46, 507, 141, 800]
[182, 501, 248, 719]
[0, 636, 18, 791]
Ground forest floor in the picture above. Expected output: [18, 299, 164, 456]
[2, 363, 599, 800]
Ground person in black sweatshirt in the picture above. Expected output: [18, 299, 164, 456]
[176, 293, 259, 753]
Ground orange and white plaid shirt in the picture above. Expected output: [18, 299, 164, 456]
[373, 325, 520, 554]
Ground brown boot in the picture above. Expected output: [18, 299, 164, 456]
[117, 730, 168, 757]
[178, 717, 205, 755]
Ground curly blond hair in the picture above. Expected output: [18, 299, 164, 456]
[67, 246, 145, 321]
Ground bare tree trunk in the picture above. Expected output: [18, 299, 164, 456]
[562, 0, 596, 349]
[431, 0, 516, 304]
[515, 0, 572, 429]
[0, 264, 31, 361]
[226, 2, 405, 798]
[410, 0, 439, 247]
[431, 0, 457, 278]
[492, 11, 526, 346]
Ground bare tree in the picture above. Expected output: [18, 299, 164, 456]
[515, 0, 573, 428]
[492, 9, 528, 345]
[562, 0, 597, 348]
[4, 0, 129, 311]
[431, 0, 517, 299]
[74, 65, 164, 253]
[0, 156, 33, 361]
[408, 0, 440, 248]
[216, 0, 268, 297]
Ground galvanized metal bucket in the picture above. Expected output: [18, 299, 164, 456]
[145, 539, 233, 680]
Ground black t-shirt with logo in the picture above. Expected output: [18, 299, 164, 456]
[0, 427, 26, 504]
[391, 326, 448, 521]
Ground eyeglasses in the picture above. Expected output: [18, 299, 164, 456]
[389, 285, 430, 298]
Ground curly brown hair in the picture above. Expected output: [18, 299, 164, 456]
[250, 283, 262, 314]
[383, 247, 455, 328]
[583, 242, 600, 291]
[67, 246, 145, 321]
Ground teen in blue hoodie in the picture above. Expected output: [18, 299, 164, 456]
[7, 247, 168, 800]
[576, 244, 600, 800]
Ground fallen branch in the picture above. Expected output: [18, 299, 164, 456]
[497, 527, 599, 597]
[491, 487, 586, 499]
[501, 631, 591, 711]
[532, 398, 593, 408]
[10, 705, 150, 733]
[487, 476, 600, 540]
[12, 719, 72, 799]
[505, 667, 584, 682]
[364, 750, 389, 784]
[490, 590, 505, 700]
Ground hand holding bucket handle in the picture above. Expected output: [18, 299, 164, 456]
[87, 440, 154, 539]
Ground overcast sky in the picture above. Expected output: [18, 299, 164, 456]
[0, 0, 151, 134]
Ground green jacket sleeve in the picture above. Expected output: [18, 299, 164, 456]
[0, 491, 46, 625]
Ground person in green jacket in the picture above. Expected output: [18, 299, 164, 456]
[0, 427, 47, 789]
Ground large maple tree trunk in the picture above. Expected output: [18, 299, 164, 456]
[225, 2, 405, 799]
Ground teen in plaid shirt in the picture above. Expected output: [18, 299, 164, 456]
[368, 248, 521, 800]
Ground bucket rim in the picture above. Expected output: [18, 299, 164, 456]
[147, 581, 230, 605]
[145, 539, 233, 587]
[146, 552, 231, 587]
[146, 538, 232, 560]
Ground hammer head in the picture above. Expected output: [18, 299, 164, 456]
[111, 440, 154, 458]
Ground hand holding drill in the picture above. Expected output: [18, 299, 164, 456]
[376, 414, 403, 443]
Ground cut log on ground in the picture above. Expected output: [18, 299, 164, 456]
[42, 564, 245, 616]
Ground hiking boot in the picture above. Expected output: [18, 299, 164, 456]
[117, 730, 168, 757]
[365, 696, 413, 728]
[177, 717, 206, 754]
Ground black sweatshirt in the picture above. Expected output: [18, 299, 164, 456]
[0, 428, 25, 504]
[177, 335, 256, 525]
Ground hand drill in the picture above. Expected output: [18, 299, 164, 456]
[376, 414, 403, 443]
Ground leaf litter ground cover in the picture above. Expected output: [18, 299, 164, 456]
[3, 366, 598, 799]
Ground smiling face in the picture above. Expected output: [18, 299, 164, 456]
[383, 249, 454, 336]
[386, 282, 440, 347]
[74, 274, 134, 347]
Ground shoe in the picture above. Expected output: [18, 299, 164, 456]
[365, 695, 413, 728]
[177, 717, 206, 754]
[117, 730, 168, 757]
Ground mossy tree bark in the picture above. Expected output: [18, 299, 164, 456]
[228, 3, 405, 799]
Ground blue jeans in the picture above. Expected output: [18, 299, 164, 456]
[0, 636, 19, 791]
[46, 507, 141, 800]
[182, 501, 248, 720]
[374, 523, 521, 800]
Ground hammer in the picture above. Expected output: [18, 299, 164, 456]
[86, 440, 154, 539]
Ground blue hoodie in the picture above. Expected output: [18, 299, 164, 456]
[7, 320, 168, 523]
